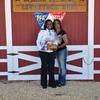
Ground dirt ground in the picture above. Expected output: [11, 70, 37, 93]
[0, 81, 100, 100]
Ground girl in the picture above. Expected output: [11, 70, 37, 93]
[36, 19, 57, 89]
[53, 19, 68, 86]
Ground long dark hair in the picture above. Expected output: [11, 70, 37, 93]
[44, 19, 53, 30]
[53, 19, 63, 32]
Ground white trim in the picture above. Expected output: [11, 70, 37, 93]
[94, 58, 100, 61]
[18, 53, 40, 62]
[66, 75, 88, 80]
[13, 46, 38, 51]
[0, 72, 8, 75]
[88, 0, 94, 79]
[94, 70, 100, 74]
[94, 45, 100, 48]
[67, 52, 83, 62]
[13, 45, 88, 51]
[67, 45, 88, 50]
[0, 46, 7, 49]
[8, 74, 87, 80]
[0, 59, 7, 62]
[19, 64, 41, 73]
[12, 54, 19, 72]
[5, 0, 14, 80]
[5, 0, 12, 47]
[8, 75, 41, 80]
[82, 49, 89, 78]
[67, 64, 83, 73]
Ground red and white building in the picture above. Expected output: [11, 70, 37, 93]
[0, 0, 100, 81]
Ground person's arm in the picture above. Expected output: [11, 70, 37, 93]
[36, 30, 45, 50]
[57, 34, 68, 49]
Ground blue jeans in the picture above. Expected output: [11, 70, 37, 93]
[56, 48, 67, 85]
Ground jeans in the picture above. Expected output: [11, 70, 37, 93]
[56, 48, 67, 85]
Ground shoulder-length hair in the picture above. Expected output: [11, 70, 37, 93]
[44, 19, 53, 30]
[53, 19, 63, 32]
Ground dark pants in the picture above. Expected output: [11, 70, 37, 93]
[39, 51, 56, 87]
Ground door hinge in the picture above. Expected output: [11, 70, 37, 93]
[8, 71, 19, 73]
[7, 53, 18, 56]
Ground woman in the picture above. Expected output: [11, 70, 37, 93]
[53, 19, 68, 86]
[36, 19, 57, 89]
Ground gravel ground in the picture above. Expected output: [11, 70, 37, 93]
[0, 81, 100, 100]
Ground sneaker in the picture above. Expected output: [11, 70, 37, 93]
[51, 85, 56, 88]
[61, 83, 66, 86]
[56, 81, 62, 87]
[48, 84, 56, 88]
[42, 86, 47, 89]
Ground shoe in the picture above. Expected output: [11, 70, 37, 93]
[51, 85, 56, 88]
[42, 86, 47, 89]
[61, 83, 66, 86]
[48, 84, 56, 88]
[57, 83, 62, 87]
[56, 81, 62, 87]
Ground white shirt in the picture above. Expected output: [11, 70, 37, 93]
[36, 29, 57, 52]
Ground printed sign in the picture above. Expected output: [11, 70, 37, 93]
[13, 0, 87, 12]
[34, 12, 49, 28]
[51, 12, 66, 21]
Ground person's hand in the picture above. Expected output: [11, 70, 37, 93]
[52, 45, 57, 51]
[48, 43, 57, 51]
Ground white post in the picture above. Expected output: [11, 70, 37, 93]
[5, 0, 15, 80]
[88, 0, 94, 79]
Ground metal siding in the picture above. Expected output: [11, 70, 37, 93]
[62, 12, 88, 45]
[94, 0, 100, 80]
[0, 0, 6, 45]
[0, 0, 7, 80]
